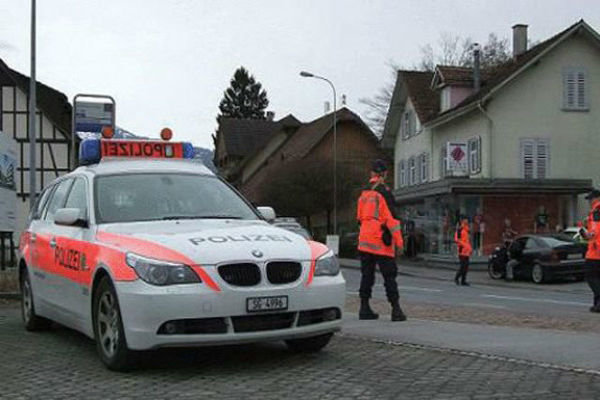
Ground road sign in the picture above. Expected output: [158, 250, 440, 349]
[446, 141, 469, 177]
[0, 133, 17, 231]
[74, 101, 114, 133]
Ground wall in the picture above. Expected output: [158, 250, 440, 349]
[1, 85, 70, 237]
[241, 131, 289, 184]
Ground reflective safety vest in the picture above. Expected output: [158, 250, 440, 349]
[586, 200, 600, 260]
[454, 224, 473, 257]
[356, 181, 403, 257]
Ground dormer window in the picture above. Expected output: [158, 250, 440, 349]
[401, 110, 417, 140]
[440, 87, 451, 112]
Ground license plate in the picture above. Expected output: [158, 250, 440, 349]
[567, 253, 582, 260]
[246, 296, 288, 313]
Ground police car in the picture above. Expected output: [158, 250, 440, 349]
[18, 135, 345, 370]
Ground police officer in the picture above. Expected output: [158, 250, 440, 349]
[454, 216, 473, 286]
[583, 189, 600, 313]
[356, 159, 406, 322]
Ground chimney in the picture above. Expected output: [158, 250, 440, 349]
[473, 43, 481, 92]
[341, 94, 347, 106]
[512, 24, 528, 58]
[324, 101, 331, 114]
[266, 111, 275, 121]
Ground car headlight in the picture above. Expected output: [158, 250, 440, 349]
[314, 252, 340, 276]
[126, 253, 201, 286]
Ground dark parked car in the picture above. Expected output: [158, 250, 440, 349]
[502, 234, 587, 283]
[271, 218, 312, 240]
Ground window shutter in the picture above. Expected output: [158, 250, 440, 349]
[399, 160, 406, 187]
[421, 153, 429, 183]
[441, 145, 448, 178]
[577, 70, 587, 109]
[536, 139, 549, 179]
[521, 139, 535, 179]
[410, 112, 417, 136]
[564, 69, 576, 109]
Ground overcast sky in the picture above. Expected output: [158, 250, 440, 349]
[1, 0, 598, 149]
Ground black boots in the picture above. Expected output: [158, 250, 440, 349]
[359, 298, 379, 320]
[391, 300, 407, 322]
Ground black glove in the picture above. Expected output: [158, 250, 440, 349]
[381, 225, 392, 246]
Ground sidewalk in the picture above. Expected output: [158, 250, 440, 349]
[342, 312, 600, 373]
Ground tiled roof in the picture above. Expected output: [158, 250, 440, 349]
[278, 107, 376, 161]
[401, 70, 439, 123]
[218, 114, 301, 158]
[0, 59, 72, 135]
[434, 65, 493, 87]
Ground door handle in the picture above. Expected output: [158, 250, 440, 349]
[49, 238, 57, 249]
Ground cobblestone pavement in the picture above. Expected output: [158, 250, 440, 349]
[2, 305, 600, 400]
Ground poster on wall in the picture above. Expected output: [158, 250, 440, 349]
[0, 133, 17, 232]
[446, 141, 469, 177]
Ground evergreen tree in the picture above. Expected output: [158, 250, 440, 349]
[217, 67, 269, 120]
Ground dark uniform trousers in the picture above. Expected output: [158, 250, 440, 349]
[586, 259, 600, 307]
[359, 251, 399, 302]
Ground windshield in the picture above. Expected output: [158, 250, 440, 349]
[95, 173, 259, 223]
[538, 235, 576, 248]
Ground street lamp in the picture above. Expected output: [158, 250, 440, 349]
[299, 71, 337, 235]
[28, 0, 37, 210]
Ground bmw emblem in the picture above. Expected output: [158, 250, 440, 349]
[252, 250, 263, 258]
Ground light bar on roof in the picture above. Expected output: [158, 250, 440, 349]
[79, 139, 195, 165]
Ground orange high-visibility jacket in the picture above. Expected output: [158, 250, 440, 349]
[586, 200, 600, 260]
[454, 223, 473, 257]
[357, 179, 403, 257]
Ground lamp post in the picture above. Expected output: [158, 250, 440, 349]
[28, 0, 37, 210]
[299, 71, 337, 235]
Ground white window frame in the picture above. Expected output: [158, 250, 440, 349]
[419, 153, 428, 183]
[520, 138, 550, 179]
[468, 136, 481, 174]
[563, 67, 589, 111]
[397, 160, 407, 188]
[440, 145, 448, 178]
[401, 111, 410, 140]
[440, 87, 451, 112]
[408, 157, 416, 185]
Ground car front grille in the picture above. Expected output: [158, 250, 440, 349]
[218, 263, 261, 286]
[157, 318, 228, 334]
[231, 312, 295, 333]
[266, 261, 302, 284]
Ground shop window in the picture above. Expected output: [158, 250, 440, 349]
[468, 136, 481, 174]
[520, 138, 549, 179]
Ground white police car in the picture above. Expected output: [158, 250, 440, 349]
[18, 137, 345, 370]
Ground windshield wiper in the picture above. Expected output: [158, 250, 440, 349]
[161, 215, 242, 220]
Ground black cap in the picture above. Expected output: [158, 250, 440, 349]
[585, 189, 600, 200]
[371, 159, 387, 173]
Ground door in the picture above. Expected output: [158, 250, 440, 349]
[35, 178, 73, 314]
[26, 185, 55, 311]
[51, 177, 94, 326]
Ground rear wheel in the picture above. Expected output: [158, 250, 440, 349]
[20, 268, 51, 331]
[285, 333, 333, 353]
[488, 260, 505, 280]
[531, 264, 546, 284]
[93, 276, 136, 371]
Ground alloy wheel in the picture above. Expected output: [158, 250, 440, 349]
[97, 292, 120, 358]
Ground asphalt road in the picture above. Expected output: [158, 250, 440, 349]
[342, 266, 593, 317]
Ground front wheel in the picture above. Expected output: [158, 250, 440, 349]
[285, 333, 333, 353]
[20, 268, 51, 331]
[531, 264, 546, 284]
[93, 277, 136, 371]
[488, 260, 506, 280]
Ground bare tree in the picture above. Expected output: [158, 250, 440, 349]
[360, 32, 511, 135]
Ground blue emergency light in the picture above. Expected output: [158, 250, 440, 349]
[79, 139, 195, 165]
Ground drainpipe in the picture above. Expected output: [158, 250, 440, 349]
[477, 101, 493, 180]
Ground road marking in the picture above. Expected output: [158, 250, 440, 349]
[398, 285, 443, 293]
[462, 303, 508, 310]
[481, 294, 589, 306]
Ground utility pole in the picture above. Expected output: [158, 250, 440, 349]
[28, 0, 37, 210]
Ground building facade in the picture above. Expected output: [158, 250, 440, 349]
[382, 21, 599, 255]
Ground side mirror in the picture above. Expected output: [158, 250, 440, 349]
[54, 208, 87, 227]
[257, 206, 276, 222]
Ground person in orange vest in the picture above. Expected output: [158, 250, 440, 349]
[582, 189, 600, 313]
[356, 159, 406, 322]
[454, 216, 473, 286]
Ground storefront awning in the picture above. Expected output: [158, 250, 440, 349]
[393, 178, 593, 204]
